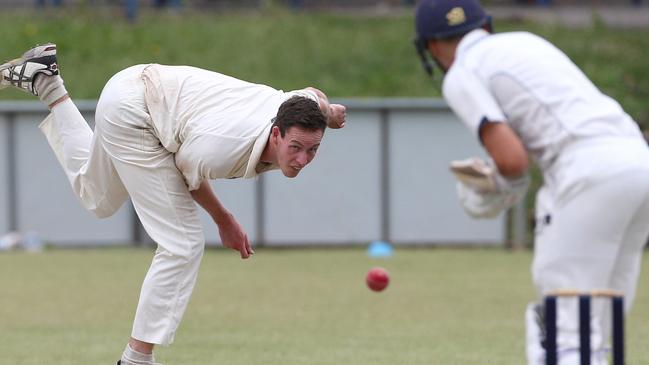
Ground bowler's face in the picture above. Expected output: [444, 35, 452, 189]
[274, 126, 324, 178]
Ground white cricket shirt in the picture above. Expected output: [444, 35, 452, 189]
[443, 29, 644, 172]
[141, 64, 318, 190]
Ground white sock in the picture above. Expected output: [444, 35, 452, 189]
[34, 73, 68, 106]
[0, 68, 9, 89]
[120, 344, 160, 365]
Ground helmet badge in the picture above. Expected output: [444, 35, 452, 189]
[446, 7, 466, 26]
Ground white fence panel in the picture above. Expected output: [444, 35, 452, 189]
[0, 99, 513, 247]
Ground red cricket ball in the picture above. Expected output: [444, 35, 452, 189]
[366, 267, 390, 292]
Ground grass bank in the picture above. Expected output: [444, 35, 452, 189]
[1, 9, 648, 128]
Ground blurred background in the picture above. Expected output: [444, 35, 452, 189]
[0, 0, 648, 250]
[1, 2, 649, 365]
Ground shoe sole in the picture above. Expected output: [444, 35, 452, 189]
[0, 43, 57, 71]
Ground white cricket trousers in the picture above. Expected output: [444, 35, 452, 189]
[526, 138, 649, 365]
[39, 65, 205, 346]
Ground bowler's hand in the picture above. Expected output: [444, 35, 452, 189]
[217, 213, 255, 259]
[327, 104, 346, 129]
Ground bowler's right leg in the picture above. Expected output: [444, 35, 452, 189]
[1, 44, 129, 217]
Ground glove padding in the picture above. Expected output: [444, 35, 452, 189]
[450, 157, 529, 219]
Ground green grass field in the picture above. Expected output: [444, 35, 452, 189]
[1, 247, 648, 364]
[2, 9, 649, 363]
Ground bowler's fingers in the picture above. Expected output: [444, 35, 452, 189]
[246, 238, 255, 256]
[239, 235, 252, 259]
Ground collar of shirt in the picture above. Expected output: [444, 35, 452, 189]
[244, 122, 278, 178]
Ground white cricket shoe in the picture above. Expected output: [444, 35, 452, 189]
[0, 43, 59, 95]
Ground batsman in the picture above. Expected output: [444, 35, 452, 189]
[413, 1, 649, 364]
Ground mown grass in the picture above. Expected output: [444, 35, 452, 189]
[0, 247, 648, 364]
[1, 8, 648, 128]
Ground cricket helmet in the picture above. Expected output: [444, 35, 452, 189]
[415, 0, 489, 41]
[413, 0, 491, 78]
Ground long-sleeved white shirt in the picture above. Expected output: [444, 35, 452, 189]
[443, 29, 644, 173]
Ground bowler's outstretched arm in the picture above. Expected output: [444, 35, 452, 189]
[191, 180, 254, 259]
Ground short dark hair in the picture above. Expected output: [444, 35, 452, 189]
[273, 96, 326, 137]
